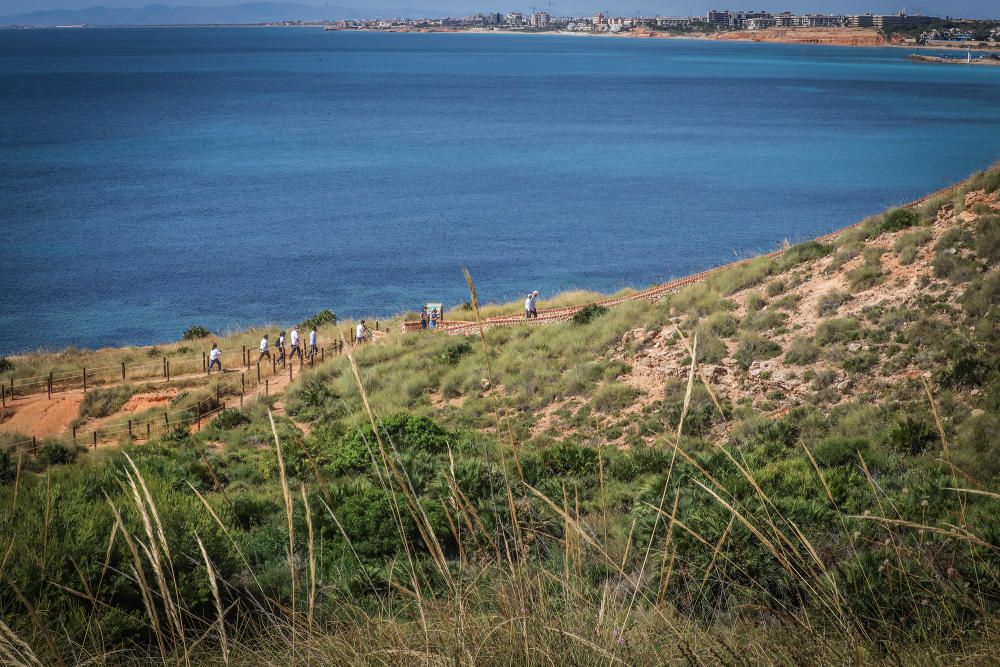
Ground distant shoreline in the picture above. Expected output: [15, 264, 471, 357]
[5, 23, 997, 54]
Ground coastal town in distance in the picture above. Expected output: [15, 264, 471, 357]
[311, 9, 1000, 48]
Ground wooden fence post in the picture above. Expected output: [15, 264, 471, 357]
[1, 385, 5, 408]
[321, 347, 325, 362]
[289, 361, 292, 381]
[10, 377, 14, 400]
[164, 413, 169, 427]
[241, 373, 245, 395]
[146, 423, 151, 440]
[166, 360, 171, 382]
[128, 420, 132, 438]
[257, 361, 261, 384]
[48, 372, 52, 400]
[32, 436, 36, 451]
[202, 351, 207, 373]
[163, 356, 167, 378]
[93, 431, 97, 449]
[122, 362, 126, 382]
[82, 367, 87, 393]
[72, 425, 76, 445]
[265, 379, 269, 396]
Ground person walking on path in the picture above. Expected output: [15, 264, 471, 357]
[420, 308, 429, 330]
[289, 326, 302, 361]
[525, 290, 539, 319]
[355, 320, 369, 345]
[276, 330, 286, 365]
[308, 326, 318, 360]
[258, 335, 271, 362]
[208, 343, 223, 373]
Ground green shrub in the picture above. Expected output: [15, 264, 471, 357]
[703, 311, 738, 338]
[887, 417, 937, 456]
[572, 304, 609, 325]
[817, 290, 851, 317]
[813, 436, 870, 467]
[784, 336, 820, 365]
[301, 309, 337, 329]
[741, 309, 786, 332]
[182, 325, 211, 340]
[975, 215, 1000, 264]
[523, 440, 598, 482]
[933, 228, 977, 283]
[841, 351, 878, 374]
[668, 284, 735, 318]
[826, 245, 861, 273]
[847, 248, 884, 292]
[590, 383, 640, 413]
[78, 385, 136, 420]
[765, 279, 786, 297]
[36, 441, 78, 466]
[734, 333, 782, 370]
[816, 318, 862, 345]
[439, 340, 473, 364]
[213, 409, 251, 430]
[894, 228, 933, 265]
[962, 271, 1000, 322]
[878, 208, 920, 234]
[0, 356, 13, 373]
[746, 292, 766, 312]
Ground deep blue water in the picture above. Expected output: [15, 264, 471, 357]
[2, 28, 999, 353]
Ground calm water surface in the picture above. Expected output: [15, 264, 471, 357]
[2, 28, 999, 352]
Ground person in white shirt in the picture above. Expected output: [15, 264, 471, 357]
[258, 335, 271, 362]
[355, 320, 367, 344]
[525, 290, 539, 319]
[208, 343, 222, 373]
[308, 326, 318, 359]
[289, 326, 302, 361]
[276, 330, 286, 364]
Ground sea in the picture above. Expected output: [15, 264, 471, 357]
[2, 28, 1000, 353]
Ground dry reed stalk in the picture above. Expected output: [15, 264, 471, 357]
[0, 618, 45, 667]
[700, 515, 735, 591]
[673, 326, 726, 420]
[121, 469, 187, 664]
[300, 484, 318, 633]
[268, 410, 297, 651]
[105, 495, 170, 665]
[195, 533, 229, 666]
[677, 332, 698, 440]
[7, 580, 64, 667]
[920, 375, 950, 454]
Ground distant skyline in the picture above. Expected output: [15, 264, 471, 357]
[1, 1, 998, 20]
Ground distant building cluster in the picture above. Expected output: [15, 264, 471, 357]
[706, 9, 935, 31]
[317, 9, 999, 41]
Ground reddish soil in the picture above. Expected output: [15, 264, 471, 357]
[0, 392, 84, 439]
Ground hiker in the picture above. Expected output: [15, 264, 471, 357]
[429, 309, 438, 329]
[525, 290, 539, 319]
[208, 343, 222, 373]
[420, 307, 429, 330]
[309, 326, 318, 359]
[276, 330, 286, 364]
[355, 320, 368, 344]
[258, 334, 271, 362]
[289, 326, 302, 361]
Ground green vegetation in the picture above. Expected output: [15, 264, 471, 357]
[571, 303, 609, 325]
[847, 248, 885, 292]
[182, 324, 212, 340]
[301, 308, 337, 329]
[894, 227, 933, 265]
[3, 167, 1000, 665]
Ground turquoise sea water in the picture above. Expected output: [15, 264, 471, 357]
[1, 28, 999, 352]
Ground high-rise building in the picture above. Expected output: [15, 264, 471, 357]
[530, 11, 550, 28]
[873, 11, 933, 29]
[507, 12, 524, 26]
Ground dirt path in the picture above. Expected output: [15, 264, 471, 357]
[0, 391, 84, 439]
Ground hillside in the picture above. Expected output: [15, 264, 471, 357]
[1, 165, 999, 665]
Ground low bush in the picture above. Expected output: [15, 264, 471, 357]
[887, 417, 937, 456]
[813, 436, 870, 467]
[746, 292, 766, 312]
[213, 409, 251, 430]
[703, 311, 738, 338]
[975, 215, 1000, 264]
[878, 208, 920, 234]
[765, 279, 786, 297]
[784, 336, 820, 365]
[816, 318, 862, 345]
[301, 309, 337, 329]
[847, 248, 884, 292]
[842, 351, 878, 374]
[933, 228, 977, 284]
[0, 356, 13, 373]
[590, 383, 640, 414]
[817, 290, 851, 317]
[734, 333, 782, 370]
[77, 385, 136, 420]
[741, 309, 786, 332]
[182, 325, 211, 340]
[894, 228, 933, 265]
[572, 304, 608, 325]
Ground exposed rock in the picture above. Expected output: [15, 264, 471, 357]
[848, 342, 862, 353]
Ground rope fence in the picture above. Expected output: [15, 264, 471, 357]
[0, 340, 348, 406]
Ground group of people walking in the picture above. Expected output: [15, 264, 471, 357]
[257, 325, 319, 364]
